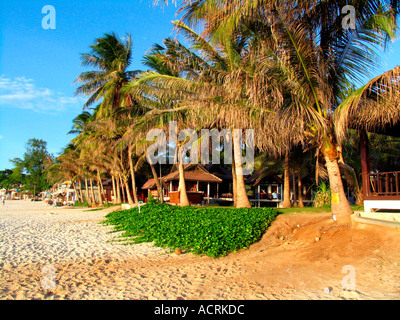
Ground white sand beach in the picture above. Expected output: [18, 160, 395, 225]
[1, 200, 400, 300]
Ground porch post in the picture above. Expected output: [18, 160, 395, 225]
[207, 182, 210, 204]
[360, 129, 371, 198]
[257, 185, 261, 207]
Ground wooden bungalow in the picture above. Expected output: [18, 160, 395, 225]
[142, 164, 223, 205]
[246, 169, 314, 207]
[141, 177, 169, 202]
[203, 164, 234, 202]
[245, 169, 284, 207]
[359, 123, 400, 212]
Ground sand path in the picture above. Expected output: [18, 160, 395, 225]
[1, 200, 400, 300]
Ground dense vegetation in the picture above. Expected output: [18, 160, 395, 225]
[1, 138, 52, 194]
[43, 1, 400, 223]
[103, 199, 278, 258]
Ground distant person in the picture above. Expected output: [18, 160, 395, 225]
[2, 197, 5, 206]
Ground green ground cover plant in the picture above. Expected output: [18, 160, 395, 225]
[102, 200, 278, 258]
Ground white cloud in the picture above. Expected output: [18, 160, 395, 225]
[0, 75, 83, 114]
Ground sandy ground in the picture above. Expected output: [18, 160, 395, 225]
[1, 200, 400, 300]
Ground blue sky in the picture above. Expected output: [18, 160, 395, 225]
[0, 1, 399, 170]
[0, 0, 180, 170]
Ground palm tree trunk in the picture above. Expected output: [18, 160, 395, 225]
[178, 146, 190, 206]
[78, 180, 84, 203]
[96, 171, 103, 205]
[282, 151, 291, 208]
[298, 172, 304, 208]
[73, 180, 81, 203]
[111, 175, 117, 204]
[115, 175, 121, 203]
[231, 149, 238, 207]
[119, 175, 126, 203]
[84, 178, 91, 205]
[124, 178, 134, 205]
[128, 146, 139, 204]
[323, 152, 353, 223]
[71, 181, 79, 202]
[97, 171, 105, 202]
[292, 172, 297, 207]
[150, 163, 163, 203]
[89, 178, 97, 206]
[233, 129, 251, 208]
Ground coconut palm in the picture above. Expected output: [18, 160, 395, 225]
[73, 32, 149, 206]
[74, 32, 140, 119]
[174, 0, 399, 222]
[125, 20, 280, 208]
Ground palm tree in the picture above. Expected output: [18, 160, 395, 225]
[74, 32, 147, 206]
[125, 20, 268, 208]
[46, 144, 86, 203]
[74, 32, 140, 118]
[175, 0, 399, 222]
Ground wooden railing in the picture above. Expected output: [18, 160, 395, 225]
[363, 171, 400, 200]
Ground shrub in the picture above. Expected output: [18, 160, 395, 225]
[102, 202, 278, 258]
[73, 201, 89, 207]
[313, 181, 331, 207]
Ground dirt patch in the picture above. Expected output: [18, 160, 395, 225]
[224, 212, 400, 299]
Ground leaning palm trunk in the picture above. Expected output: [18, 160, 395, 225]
[123, 177, 134, 205]
[115, 175, 121, 203]
[84, 178, 91, 205]
[77, 180, 84, 203]
[119, 175, 126, 203]
[111, 175, 117, 204]
[96, 172, 103, 205]
[177, 146, 190, 207]
[323, 145, 353, 224]
[298, 172, 304, 208]
[282, 152, 291, 208]
[150, 163, 163, 203]
[128, 146, 139, 204]
[73, 180, 82, 203]
[97, 171, 105, 202]
[233, 130, 251, 208]
[71, 181, 79, 203]
[89, 178, 97, 206]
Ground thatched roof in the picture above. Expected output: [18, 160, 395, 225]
[245, 168, 283, 187]
[334, 66, 400, 141]
[141, 178, 169, 190]
[163, 164, 222, 183]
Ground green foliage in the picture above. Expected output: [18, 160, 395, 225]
[103, 202, 278, 258]
[0, 168, 25, 189]
[313, 181, 331, 207]
[8, 138, 53, 193]
[73, 201, 90, 207]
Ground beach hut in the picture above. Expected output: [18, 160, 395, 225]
[142, 164, 223, 204]
[245, 169, 284, 207]
[358, 123, 400, 213]
[165, 164, 223, 204]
